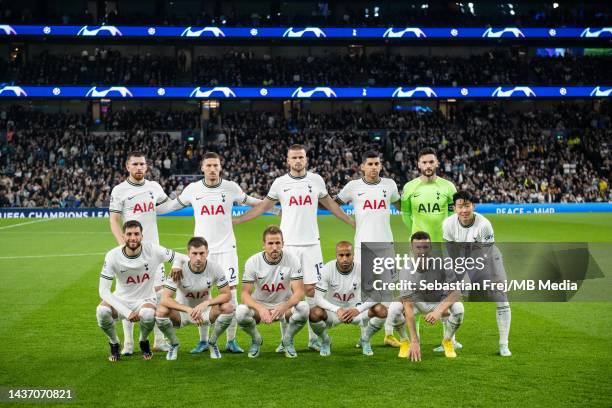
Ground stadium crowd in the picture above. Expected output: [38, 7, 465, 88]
[3, 50, 611, 86]
[1, 1, 609, 27]
[0, 102, 609, 208]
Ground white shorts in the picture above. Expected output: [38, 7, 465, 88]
[178, 305, 213, 328]
[208, 251, 239, 287]
[117, 297, 157, 320]
[325, 309, 370, 328]
[154, 263, 165, 287]
[285, 244, 323, 285]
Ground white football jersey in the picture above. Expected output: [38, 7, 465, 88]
[315, 261, 362, 308]
[177, 179, 247, 254]
[266, 172, 328, 245]
[443, 212, 495, 243]
[164, 259, 228, 307]
[109, 179, 169, 244]
[242, 251, 303, 307]
[336, 177, 400, 249]
[100, 242, 175, 301]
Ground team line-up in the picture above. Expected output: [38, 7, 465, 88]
[97, 145, 511, 362]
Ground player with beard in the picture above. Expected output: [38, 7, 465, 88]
[399, 147, 461, 352]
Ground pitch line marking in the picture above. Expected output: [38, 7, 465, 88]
[0, 218, 55, 230]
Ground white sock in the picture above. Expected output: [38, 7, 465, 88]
[96, 305, 119, 344]
[283, 302, 308, 344]
[306, 296, 317, 341]
[226, 289, 239, 341]
[121, 319, 134, 345]
[386, 302, 404, 336]
[198, 324, 210, 342]
[310, 320, 330, 343]
[363, 317, 385, 342]
[155, 317, 179, 345]
[138, 308, 156, 342]
[496, 302, 511, 346]
[210, 313, 234, 345]
[444, 303, 464, 341]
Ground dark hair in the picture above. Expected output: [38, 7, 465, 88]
[122, 220, 143, 232]
[418, 147, 437, 159]
[263, 225, 283, 241]
[125, 151, 146, 164]
[410, 231, 431, 241]
[362, 150, 380, 163]
[288, 144, 306, 152]
[453, 191, 475, 205]
[187, 236, 208, 249]
[201, 152, 221, 164]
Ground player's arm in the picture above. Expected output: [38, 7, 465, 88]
[109, 212, 124, 246]
[271, 278, 305, 320]
[319, 195, 355, 228]
[400, 187, 413, 232]
[159, 286, 191, 313]
[156, 197, 184, 214]
[233, 197, 276, 225]
[192, 282, 231, 320]
[425, 290, 462, 324]
[99, 257, 135, 320]
[314, 286, 339, 313]
[242, 194, 281, 215]
[241, 281, 272, 323]
[401, 299, 421, 361]
[391, 181, 402, 211]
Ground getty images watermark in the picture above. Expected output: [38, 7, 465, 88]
[360, 242, 610, 303]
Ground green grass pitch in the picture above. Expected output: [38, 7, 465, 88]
[1, 213, 611, 407]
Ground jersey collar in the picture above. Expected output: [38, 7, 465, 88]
[335, 262, 354, 275]
[288, 172, 307, 180]
[262, 251, 283, 265]
[121, 246, 142, 259]
[361, 177, 381, 186]
[202, 178, 222, 189]
[188, 260, 207, 274]
[458, 214, 476, 229]
[126, 178, 146, 187]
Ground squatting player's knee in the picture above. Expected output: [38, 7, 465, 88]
[96, 304, 113, 322]
[371, 303, 388, 318]
[235, 304, 250, 323]
[155, 305, 170, 318]
[220, 302, 235, 315]
[139, 307, 155, 323]
[309, 306, 327, 322]
[292, 301, 309, 322]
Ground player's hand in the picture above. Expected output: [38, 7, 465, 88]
[343, 308, 360, 323]
[232, 216, 242, 225]
[425, 310, 442, 324]
[336, 308, 348, 321]
[408, 341, 421, 362]
[127, 311, 140, 322]
[349, 218, 356, 229]
[191, 302, 209, 321]
[185, 307, 203, 325]
[270, 304, 289, 321]
[259, 308, 273, 324]
[171, 267, 183, 282]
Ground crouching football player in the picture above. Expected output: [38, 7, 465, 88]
[309, 241, 387, 357]
[236, 226, 309, 358]
[96, 220, 180, 362]
[399, 231, 464, 361]
[155, 237, 234, 360]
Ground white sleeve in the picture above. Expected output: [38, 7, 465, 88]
[290, 260, 303, 281]
[336, 182, 353, 204]
[315, 287, 340, 313]
[242, 259, 256, 283]
[153, 244, 176, 265]
[171, 252, 188, 269]
[479, 219, 495, 243]
[176, 184, 192, 207]
[154, 182, 169, 205]
[109, 187, 123, 214]
[356, 301, 376, 313]
[442, 218, 454, 242]
[231, 181, 248, 204]
[99, 277, 133, 317]
[266, 179, 280, 201]
[164, 276, 178, 292]
[316, 174, 329, 199]
[390, 180, 400, 202]
[215, 266, 229, 289]
[156, 198, 183, 214]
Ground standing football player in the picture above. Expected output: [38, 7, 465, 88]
[96, 220, 179, 361]
[334, 150, 404, 348]
[168, 152, 278, 354]
[109, 151, 176, 354]
[236, 226, 309, 358]
[234, 144, 355, 352]
[443, 191, 512, 357]
[400, 147, 460, 352]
